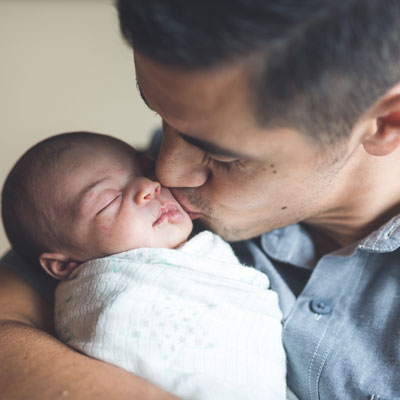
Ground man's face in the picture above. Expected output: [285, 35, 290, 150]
[134, 52, 357, 241]
[50, 139, 193, 261]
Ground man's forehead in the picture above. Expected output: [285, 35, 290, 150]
[134, 52, 267, 153]
[137, 53, 254, 121]
[134, 52, 319, 162]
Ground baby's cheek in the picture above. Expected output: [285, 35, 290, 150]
[98, 219, 114, 238]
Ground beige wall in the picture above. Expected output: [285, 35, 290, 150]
[0, 0, 161, 254]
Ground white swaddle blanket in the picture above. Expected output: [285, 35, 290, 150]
[55, 231, 288, 400]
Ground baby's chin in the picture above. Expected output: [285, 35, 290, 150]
[172, 236, 189, 249]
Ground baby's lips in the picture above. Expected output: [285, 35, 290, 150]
[153, 203, 183, 226]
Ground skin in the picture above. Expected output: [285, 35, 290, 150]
[134, 51, 400, 255]
[3, 50, 400, 400]
[39, 136, 193, 278]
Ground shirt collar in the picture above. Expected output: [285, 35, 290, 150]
[260, 215, 400, 269]
[358, 214, 400, 253]
[260, 223, 317, 269]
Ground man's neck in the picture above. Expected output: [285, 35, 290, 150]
[303, 143, 400, 258]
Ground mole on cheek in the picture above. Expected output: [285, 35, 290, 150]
[281, 206, 287, 210]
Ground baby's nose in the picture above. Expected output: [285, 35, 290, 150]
[135, 178, 161, 204]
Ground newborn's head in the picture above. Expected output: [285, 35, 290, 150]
[2, 132, 193, 279]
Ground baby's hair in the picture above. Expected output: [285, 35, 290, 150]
[1, 131, 129, 267]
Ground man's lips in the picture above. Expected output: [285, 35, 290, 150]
[186, 211, 201, 221]
[153, 203, 184, 226]
[170, 189, 201, 220]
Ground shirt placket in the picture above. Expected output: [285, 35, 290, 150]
[283, 251, 367, 400]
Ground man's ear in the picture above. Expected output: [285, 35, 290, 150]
[363, 110, 400, 156]
[362, 83, 400, 156]
[39, 252, 81, 280]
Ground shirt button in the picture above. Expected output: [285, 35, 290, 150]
[310, 300, 332, 315]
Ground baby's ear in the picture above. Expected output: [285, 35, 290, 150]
[39, 253, 80, 280]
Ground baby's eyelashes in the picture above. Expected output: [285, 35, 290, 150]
[96, 192, 122, 215]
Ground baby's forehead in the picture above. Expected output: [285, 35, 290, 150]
[58, 146, 142, 193]
[21, 132, 139, 205]
[62, 140, 139, 170]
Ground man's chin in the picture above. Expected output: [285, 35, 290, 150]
[194, 217, 258, 242]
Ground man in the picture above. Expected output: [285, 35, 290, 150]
[1, 0, 400, 398]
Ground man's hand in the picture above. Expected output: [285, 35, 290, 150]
[0, 268, 179, 399]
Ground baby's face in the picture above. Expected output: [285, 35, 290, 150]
[56, 139, 193, 261]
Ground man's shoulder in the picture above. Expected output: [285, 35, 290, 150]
[0, 249, 57, 305]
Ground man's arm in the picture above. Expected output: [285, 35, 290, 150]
[0, 268, 179, 399]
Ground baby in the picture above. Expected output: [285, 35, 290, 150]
[2, 132, 295, 400]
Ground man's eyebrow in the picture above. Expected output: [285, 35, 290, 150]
[136, 81, 155, 111]
[179, 132, 248, 158]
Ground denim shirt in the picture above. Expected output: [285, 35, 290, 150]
[2, 217, 400, 399]
[232, 216, 400, 400]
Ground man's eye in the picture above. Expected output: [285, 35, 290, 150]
[96, 195, 122, 215]
[202, 153, 243, 171]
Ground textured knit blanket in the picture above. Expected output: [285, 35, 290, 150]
[55, 231, 288, 400]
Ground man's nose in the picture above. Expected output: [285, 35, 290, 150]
[155, 128, 209, 188]
[134, 178, 161, 205]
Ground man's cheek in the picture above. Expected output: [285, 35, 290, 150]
[218, 188, 265, 209]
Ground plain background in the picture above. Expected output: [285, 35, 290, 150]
[0, 0, 161, 254]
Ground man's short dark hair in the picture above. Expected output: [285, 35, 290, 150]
[117, 0, 400, 143]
